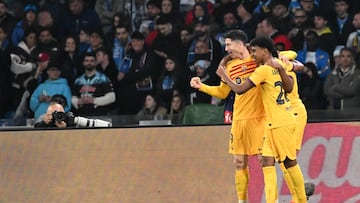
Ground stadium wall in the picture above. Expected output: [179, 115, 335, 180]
[1, 122, 359, 203]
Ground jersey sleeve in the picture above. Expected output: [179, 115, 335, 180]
[199, 81, 231, 99]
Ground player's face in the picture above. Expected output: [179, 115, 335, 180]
[224, 38, 246, 59]
[251, 46, 265, 64]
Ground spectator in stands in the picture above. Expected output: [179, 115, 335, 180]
[61, 0, 102, 38]
[329, 0, 354, 46]
[160, 0, 182, 30]
[346, 10, 360, 57]
[184, 0, 214, 26]
[186, 16, 223, 66]
[156, 56, 185, 109]
[324, 47, 360, 109]
[333, 45, 345, 68]
[71, 52, 116, 116]
[94, 0, 124, 33]
[78, 26, 91, 54]
[10, 27, 37, 112]
[87, 28, 105, 53]
[296, 30, 331, 80]
[116, 31, 159, 115]
[268, 0, 292, 34]
[215, 10, 239, 50]
[33, 52, 51, 84]
[235, 0, 259, 41]
[151, 15, 183, 63]
[34, 26, 58, 58]
[110, 23, 131, 72]
[0, 24, 12, 118]
[135, 93, 167, 121]
[212, 0, 237, 27]
[178, 25, 194, 66]
[0, 0, 16, 36]
[259, 16, 293, 51]
[299, 62, 327, 109]
[104, 12, 131, 45]
[95, 47, 118, 92]
[30, 61, 72, 119]
[11, 3, 37, 46]
[313, 11, 337, 57]
[168, 93, 186, 124]
[288, 8, 314, 51]
[293, 0, 318, 19]
[36, 9, 59, 41]
[58, 35, 82, 87]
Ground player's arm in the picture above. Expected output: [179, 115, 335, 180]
[267, 59, 294, 93]
[291, 59, 304, 72]
[216, 67, 254, 94]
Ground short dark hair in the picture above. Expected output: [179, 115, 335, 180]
[250, 36, 278, 57]
[223, 29, 248, 43]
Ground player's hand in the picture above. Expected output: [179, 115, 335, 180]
[216, 66, 226, 78]
[190, 77, 202, 89]
[266, 58, 283, 70]
[278, 54, 290, 66]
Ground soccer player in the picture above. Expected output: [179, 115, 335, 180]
[190, 29, 265, 202]
[216, 36, 307, 203]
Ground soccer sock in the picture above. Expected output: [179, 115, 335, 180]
[262, 166, 278, 203]
[287, 164, 307, 203]
[235, 168, 249, 201]
[279, 163, 297, 202]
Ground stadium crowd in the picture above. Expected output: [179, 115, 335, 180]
[0, 0, 360, 125]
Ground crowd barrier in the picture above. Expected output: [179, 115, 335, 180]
[1, 122, 359, 203]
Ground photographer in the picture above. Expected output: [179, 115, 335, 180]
[34, 102, 75, 128]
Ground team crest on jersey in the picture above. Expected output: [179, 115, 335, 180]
[235, 77, 242, 84]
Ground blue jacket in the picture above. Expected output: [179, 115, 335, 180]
[11, 20, 24, 46]
[296, 49, 331, 79]
[30, 78, 72, 119]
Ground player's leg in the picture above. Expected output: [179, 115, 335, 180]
[283, 158, 307, 203]
[233, 154, 249, 202]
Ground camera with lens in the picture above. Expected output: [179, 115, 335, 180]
[52, 111, 66, 122]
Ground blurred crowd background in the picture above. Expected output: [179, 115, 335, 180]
[0, 0, 360, 126]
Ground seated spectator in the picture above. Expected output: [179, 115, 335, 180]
[11, 3, 37, 46]
[156, 56, 185, 109]
[298, 62, 327, 109]
[346, 10, 360, 57]
[268, 0, 293, 34]
[87, 28, 105, 53]
[135, 94, 168, 121]
[168, 94, 186, 124]
[296, 30, 331, 80]
[313, 11, 337, 57]
[324, 47, 360, 109]
[30, 61, 72, 120]
[71, 52, 116, 116]
[259, 16, 293, 51]
[34, 26, 58, 59]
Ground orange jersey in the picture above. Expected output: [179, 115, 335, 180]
[200, 57, 265, 121]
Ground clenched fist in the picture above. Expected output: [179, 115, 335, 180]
[190, 77, 202, 89]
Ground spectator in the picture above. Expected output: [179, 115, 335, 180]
[296, 30, 331, 80]
[178, 25, 194, 66]
[313, 11, 337, 57]
[58, 35, 82, 87]
[291, 0, 318, 19]
[333, 45, 345, 68]
[78, 26, 91, 54]
[215, 10, 239, 50]
[329, 0, 354, 46]
[0, 0, 17, 36]
[116, 31, 159, 115]
[324, 47, 360, 109]
[36, 9, 60, 41]
[71, 52, 116, 116]
[168, 93, 186, 124]
[11, 3, 37, 46]
[346, 10, 360, 57]
[95, 47, 118, 92]
[30, 61, 72, 119]
[34, 26, 58, 58]
[87, 28, 105, 53]
[0, 24, 12, 118]
[184, 0, 214, 26]
[268, 0, 293, 34]
[104, 12, 131, 45]
[235, 0, 259, 41]
[288, 8, 314, 51]
[212, 0, 237, 27]
[259, 16, 293, 51]
[299, 62, 327, 109]
[10, 27, 37, 111]
[160, 0, 183, 30]
[156, 56, 185, 109]
[135, 93, 168, 121]
[61, 0, 102, 38]
[151, 15, 183, 63]
[110, 23, 131, 72]
[94, 0, 124, 33]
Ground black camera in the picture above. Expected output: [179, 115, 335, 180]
[52, 111, 66, 122]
